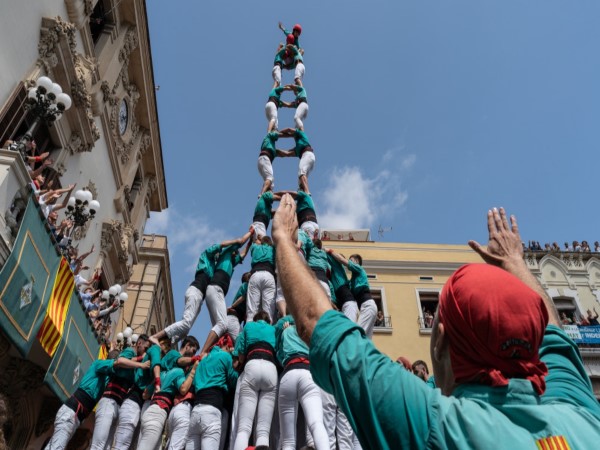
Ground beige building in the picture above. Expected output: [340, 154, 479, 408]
[119, 234, 176, 337]
[325, 233, 600, 398]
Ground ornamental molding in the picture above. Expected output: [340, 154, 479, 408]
[119, 26, 139, 64]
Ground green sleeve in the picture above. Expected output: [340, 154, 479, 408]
[282, 27, 291, 37]
[310, 311, 432, 450]
[347, 260, 364, 276]
[227, 362, 239, 391]
[119, 348, 136, 359]
[206, 244, 220, 259]
[235, 253, 243, 266]
[161, 350, 182, 371]
[147, 345, 162, 369]
[539, 325, 600, 416]
[95, 359, 115, 375]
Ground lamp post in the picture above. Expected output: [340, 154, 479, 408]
[65, 189, 100, 230]
[14, 76, 72, 160]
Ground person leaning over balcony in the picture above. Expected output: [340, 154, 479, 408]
[185, 335, 238, 450]
[90, 336, 151, 450]
[113, 337, 170, 449]
[325, 250, 378, 338]
[137, 337, 200, 450]
[45, 354, 149, 450]
[198, 228, 254, 356]
[38, 184, 75, 218]
[272, 198, 600, 449]
[587, 308, 599, 326]
[151, 235, 250, 346]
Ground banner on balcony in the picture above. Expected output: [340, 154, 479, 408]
[44, 290, 101, 402]
[0, 197, 61, 356]
[37, 257, 74, 356]
[576, 325, 600, 344]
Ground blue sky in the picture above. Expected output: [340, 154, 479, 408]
[145, 1, 600, 341]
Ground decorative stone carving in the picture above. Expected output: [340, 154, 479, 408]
[139, 131, 151, 155]
[116, 144, 130, 165]
[65, 0, 94, 30]
[119, 27, 139, 64]
[147, 175, 158, 195]
[67, 131, 84, 154]
[38, 16, 77, 72]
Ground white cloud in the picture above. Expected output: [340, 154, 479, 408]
[319, 148, 415, 230]
[146, 208, 227, 272]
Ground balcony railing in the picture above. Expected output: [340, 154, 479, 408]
[0, 158, 105, 402]
[374, 315, 392, 329]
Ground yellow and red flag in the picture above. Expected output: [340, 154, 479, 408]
[98, 343, 108, 360]
[536, 436, 572, 450]
[37, 257, 74, 356]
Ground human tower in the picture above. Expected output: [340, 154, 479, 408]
[46, 23, 379, 450]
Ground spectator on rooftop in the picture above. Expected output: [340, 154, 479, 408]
[581, 241, 591, 252]
[595, 241, 600, 252]
[552, 242, 561, 252]
[573, 241, 581, 252]
[544, 243, 551, 252]
[564, 242, 573, 252]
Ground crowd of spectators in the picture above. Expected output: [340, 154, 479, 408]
[4, 138, 117, 344]
[525, 240, 600, 253]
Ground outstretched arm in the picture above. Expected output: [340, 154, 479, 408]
[274, 191, 298, 199]
[468, 207, 559, 326]
[273, 194, 331, 344]
[326, 249, 349, 267]
[54, 184, 76, 212]
[179, 361, 198, 395]
[240, 235, 253, 260]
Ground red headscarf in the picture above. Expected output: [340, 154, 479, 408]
[438, 264, 548, 395]
[286, 33, 295, 45]
[215, 334, 233, 349]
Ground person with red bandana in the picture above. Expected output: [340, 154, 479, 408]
[271, 197, 600, 450]
[278, 22, 303, 52]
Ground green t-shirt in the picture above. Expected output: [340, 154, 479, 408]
[112, 347, 136, 382]
[310, 312, 600, 450]
[191, 346, 238, 393]
[328, 254, 349, 291]
[275, 315, 308, 366]
[232, 283, 247, 303]
[297, 229, 314, 258]
[295, 86, 307, 102]
[268, 86, 285, 106]
[196, 244, 220, 277]
[274, 46, 300, 67]
[260, 132, 279, 160]
[348, 260, 370, 295]
[134, 344, 162, 390]
[307, 246, 330, 272]
[281, 28, 301, 48]
[233, 320, 276, 358]
[146, 367, 186, 397]
[215, 244, 243, 277]
[161, 349, 182, 371]
[250, 243, 275, 267]
[296, 190, 315, 213]
[78, 359, 114, 402]
[254, 191, 274, 220]
[294, 130, 311, 156]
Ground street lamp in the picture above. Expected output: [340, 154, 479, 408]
[14, 75, 72, 160]
[65, 189, 100, 229]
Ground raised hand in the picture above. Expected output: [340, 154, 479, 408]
[272, 194, 298, 247]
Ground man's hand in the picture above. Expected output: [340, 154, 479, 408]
[139, 360, 151, 370]
[272, 193, 298, 247]
[468, 207, 523, 269]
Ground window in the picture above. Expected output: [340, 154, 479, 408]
[416, 290, 439, 333]
[372, 287, 392, 330]
[90, 1, 107, 44]
[0, 83, 27, 146]
[553, 296, 578, 325]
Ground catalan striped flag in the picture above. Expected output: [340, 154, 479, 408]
[37, 257, 75, 356]
[536, 436, 572, 450]
[98, 344, 108, 360]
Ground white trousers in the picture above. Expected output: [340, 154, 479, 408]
[300, 221, 319, 239]
[358, 299, 378, 339]
[46, 404, 80, 450]
[246, 271, 276, 323]
[257, 154, 274, 184]
[318, 280, 332, 300]
[272, 65, 281, 85]
[298, 151, 315, 177]
[295, 62, 305, 82]
[233, 359, 278, 450]
[225, 314, 241, 343]
[206, 284, 228, 337]
[186, 403, 222, 450]
[278, 369, 329, 450]
[321, 390, 355, 450]
[252, 220, 268, 240]
[90, 397, 119, 450]
[167, 402, 191, 450]
[165, 285, 205, 341]
[294, 102, 309, 130]
[265, 101, 278, 130]
[114, 398, 150, 449]
[228, 371, 245, 450]
[342, 301, 359, 322]
[137, 404, 167, 450]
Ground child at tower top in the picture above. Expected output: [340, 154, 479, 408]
[278, 22, 303, 52]
[272, 35, 304, 88]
